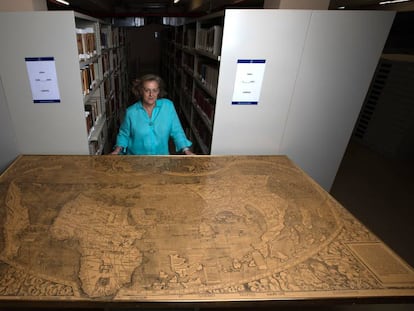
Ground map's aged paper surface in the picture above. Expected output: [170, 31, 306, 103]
[0, 155, 413, 303]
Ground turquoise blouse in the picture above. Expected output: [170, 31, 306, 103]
[115, 98, 192, 155]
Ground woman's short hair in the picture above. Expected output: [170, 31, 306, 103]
[131, 74, 167, 100]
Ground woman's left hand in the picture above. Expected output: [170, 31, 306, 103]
[184, 149, 195, 155]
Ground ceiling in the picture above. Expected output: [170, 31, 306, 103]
[47, 0, 265, 17]
[330, 0, 414, 9]
[47, 0, 414, 18]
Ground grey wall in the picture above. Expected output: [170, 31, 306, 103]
[126, 24, 166, 83]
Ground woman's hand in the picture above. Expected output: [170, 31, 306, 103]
[111, 146, 123, 155]
[182, 147, 195, 155]
[184, 149, 195, 155]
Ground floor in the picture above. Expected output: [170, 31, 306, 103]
[330, 139, 414, 268]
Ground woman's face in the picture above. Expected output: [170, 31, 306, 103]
[141, 80, 160, 106]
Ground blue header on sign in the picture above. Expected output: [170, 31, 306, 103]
[25, 57, 55, 62]
[237, 59, 266, 64]
[232, 101, 258, 105]
[34, 99, 60, 103]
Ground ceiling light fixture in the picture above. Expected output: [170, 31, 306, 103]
[174, 0, 180, 3]
[379, 0, 410, 4]
[56, 0, 70, 5]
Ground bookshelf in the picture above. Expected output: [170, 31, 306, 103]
[162, 12, 223, 154]
[0, 11, 127, 155]
[353, 54, 414, 159]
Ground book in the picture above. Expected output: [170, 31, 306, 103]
[196, 25, 222, 56]
[76, 27, 96, 60]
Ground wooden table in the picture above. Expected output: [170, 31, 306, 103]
[0, 155, 413, 309]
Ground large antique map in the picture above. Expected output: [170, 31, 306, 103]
[0, 155, 413, 304]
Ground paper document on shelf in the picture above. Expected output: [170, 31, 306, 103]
[25, 57, 61, 103]
[232, 59, 266, 105]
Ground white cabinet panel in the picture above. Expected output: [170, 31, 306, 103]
[280, 11, 395, 190]
[0, 12, 89, 154]
[212, 10, 312, 155]
[0, 11, 127, 156]
[211, 9, 394, 191]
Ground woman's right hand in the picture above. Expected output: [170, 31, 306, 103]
[111, 146, 123, 155]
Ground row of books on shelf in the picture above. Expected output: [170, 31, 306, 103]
[111, 29, 119, 47]
[113, 76, 121, 103]
[197, 63, 219, 94]
[192, 111, 212, 152]
[80, 63, 98, 95]
[100, 30, 110, 49]
[103, 78, 112, 99]
[76, 28, 96, 60]
[175, 29, 183, 45]
[183, 73, 193, 93]
[100, 28, 126, 50]
[85, 93, 121, 136]
[85, 111, 94, 135]
[194, 87, 214, 122]
[196, 25, 222, 56]
[103, 49, 123, 76]
[113, 51, 119, 69]
[88, 140, 100, 155]
[106, 97, 116, 117]
[88, 132, 104, 154]
[179, 96, 191, 121]
[112, 27, 125, 47]
[182, 53, 194, 72]
[175, 52, 182, 67]
[88, 112, 107, 155]
[102, 52, 110, 75]
[81, 66, 118, 101]
[184, 28, 196, 48]
[85, 98, 101, 134]
[176, 106, 206, 155]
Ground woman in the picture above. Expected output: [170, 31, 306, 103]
[111, 74, 193, 155]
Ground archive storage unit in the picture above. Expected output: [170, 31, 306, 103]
[0, 11, 127, 155]
[353, 54, 414, 160]
[162, 9, 395, 190]
[162, 12, 223, 155]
